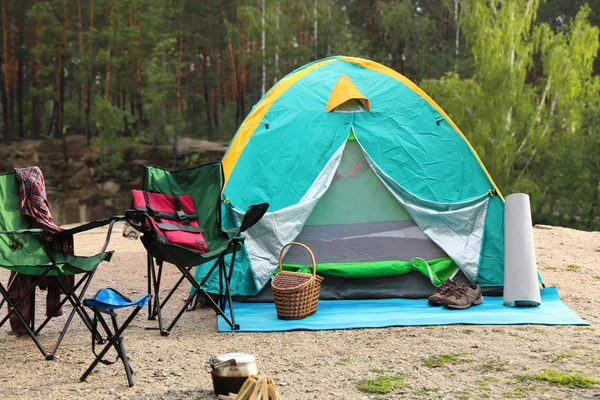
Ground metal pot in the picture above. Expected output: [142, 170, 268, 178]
[210, 352, 258, 396]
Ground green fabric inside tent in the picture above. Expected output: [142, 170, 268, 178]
[282, 257, 457, 286]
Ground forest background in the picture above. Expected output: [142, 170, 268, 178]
[1, 0, 599, 230]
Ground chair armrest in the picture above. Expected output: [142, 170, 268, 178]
[0, 228, 44, 235]
[54, 215, 124, 254]
[124, 209, 155, 235]
[56, 215, 126, 237]
[237, 203, 269, 233]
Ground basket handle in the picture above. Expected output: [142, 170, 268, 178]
[279, 242, 317, 278]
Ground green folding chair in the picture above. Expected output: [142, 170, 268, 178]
[125, 163, 268, 335]
[0, 170, 121, 360]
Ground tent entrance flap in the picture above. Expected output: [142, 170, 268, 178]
[355, 138, 491, 282]
[283, 139, 452, 283]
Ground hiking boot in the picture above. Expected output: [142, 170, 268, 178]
[428, 279, 459, 306]
[443, 283, 483, 310]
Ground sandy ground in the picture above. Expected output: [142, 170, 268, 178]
[1, 223, 599, 400]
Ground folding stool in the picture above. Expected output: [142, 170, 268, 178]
[80, 288, 151, 387]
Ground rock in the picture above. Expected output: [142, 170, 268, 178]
[69, 168, 92, 190]
[102, 180, 121, 194]
[81, 152, 100, 166]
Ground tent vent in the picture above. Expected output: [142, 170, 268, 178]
[326, 74, 371, 113]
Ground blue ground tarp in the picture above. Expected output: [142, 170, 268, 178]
[218, 286, 589, 332]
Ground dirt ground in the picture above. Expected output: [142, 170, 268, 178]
[1, 222, 599, 400]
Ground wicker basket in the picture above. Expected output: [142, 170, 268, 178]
[271, 242, 323, 320]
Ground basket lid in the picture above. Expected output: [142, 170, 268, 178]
[272, 271, 313, 290]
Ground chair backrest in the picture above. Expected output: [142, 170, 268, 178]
[142, 163, 225, 246]
[0, 171, 47, 270]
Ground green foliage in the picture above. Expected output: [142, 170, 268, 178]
[91, 96, 140, 179]
[356, 375, 405, 394]
[422, 1, 600, 230]
[516, 368, 597, 388]
[3, 0, 600, 230]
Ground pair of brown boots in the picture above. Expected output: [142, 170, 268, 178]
[428, 279, 483, 309]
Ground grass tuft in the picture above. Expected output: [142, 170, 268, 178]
[422, 353, 469, 368]
[566, 264, 580, 272]
[516, 369, 597, 388]
[543, 352, 573, 362]
[412, 387, 440, 396]
[504, 387, 527, 398]
[480, 360, 508, 372]
[357, 375, 405, 394]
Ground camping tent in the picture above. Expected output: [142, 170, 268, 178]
[195, 56, 506, 300]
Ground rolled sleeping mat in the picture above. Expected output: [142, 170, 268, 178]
[503, 193, 541, 307]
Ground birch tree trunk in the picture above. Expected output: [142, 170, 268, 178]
[60, 0, 68, 160]
[274, 1, 280, 83]
[454, 0, 460, 59]
[313, 0, 318, 59]
[76, 0, 90, 144]
[105, 0, 114, 101]
[16, 20, 24, 138]
[87, 0, 94, 138]
[31, 0, 41, 139]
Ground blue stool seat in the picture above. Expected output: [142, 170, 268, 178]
[84, 288, 152, 311]
[80, 288, 151, 387]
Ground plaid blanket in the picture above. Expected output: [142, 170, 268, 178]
[7, 167, 74, 335]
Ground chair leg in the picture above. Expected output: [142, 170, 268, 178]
[111, 314, 134, 387]
[225, 244, 240, 330]
[34, 273, 89, 334]
[48, 274, 103, 359]
[117, 339, 134, 387]
[147, 253, 153, 319]
[177, 262, 239, 330]
[146, 257, 168, 335]
[148, 256, 158, 320]
[0, 271, 49, 328]
[0, 282, 50, 358]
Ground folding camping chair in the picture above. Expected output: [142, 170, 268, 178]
[125, 163, 268, 335]
[0, 170, 121, 360]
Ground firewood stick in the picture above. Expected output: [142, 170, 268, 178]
[249, 377, 263, 399]
[267, 377, 281, 400]
[235, 377, 253, 398]
[235, 379, 256, 400]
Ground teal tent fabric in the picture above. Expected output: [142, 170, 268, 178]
[197, 56, 508, 297]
